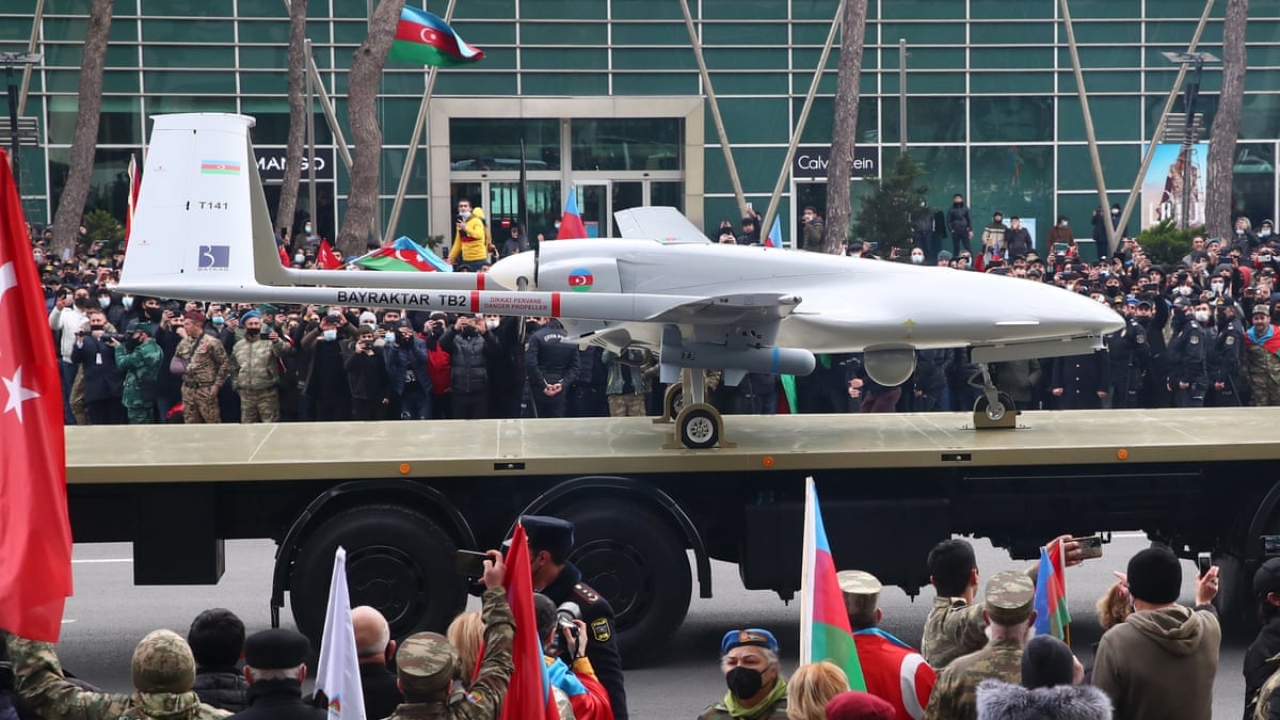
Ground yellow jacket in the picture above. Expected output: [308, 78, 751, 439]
[450, 207, 491, 263]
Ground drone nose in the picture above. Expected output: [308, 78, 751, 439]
[486, 251, 536, 291]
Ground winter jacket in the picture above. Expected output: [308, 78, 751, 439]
[114, 338, 162, 410]
[383, 337, 433, 398]
[449, 208, 491, 263]
[1091, 604, 1220, 720]
[191, 668, 249, 713]
[440, 328, 499, 394]
[344, 346, 391, 401]
[526, 321, 581, 390]
[230, 335, 288, 392]
[948, 205, 973, 236]
[1245, 616, 1280, 719]
[975, 680, 1112, 720]
[71, 334, 124, 401]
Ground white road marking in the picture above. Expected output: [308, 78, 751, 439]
[72, 558, 133, 564]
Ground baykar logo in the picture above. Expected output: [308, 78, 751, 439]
[568, 268, 593, 292]
[198, 245, 230, 270]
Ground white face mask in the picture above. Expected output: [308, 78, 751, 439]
[1194, 310, 1210, 323]
[384, 332, 395, 343]
[1176, 286, 1193, 296]
[305, 225, 314, 234]
[911, 254, 923, 264]
[486, 319, 499, 329]
[122, 296, 133, 310]
[98, 297, 111, 308]
[1212, 282, 1224, 292]
[1262, 230, 1272, 237]
[322, 329, 337, 341]
[1060, 221, 1068, 227]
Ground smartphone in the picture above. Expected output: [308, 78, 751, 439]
[1071, 535, 1104, 560]
[455, 549, 489, 577]
[1263, 534, 1280, 557]
[1197, 551, 1213, 578]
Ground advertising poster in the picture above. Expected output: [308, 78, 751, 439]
[1141, 142, 1208, 230]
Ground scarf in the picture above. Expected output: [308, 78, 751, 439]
[721, 678, 788, 720]
[854, 627, 914, 650]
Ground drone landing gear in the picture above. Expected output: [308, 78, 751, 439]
[971, 363, 1019, 430]
[658, 368, 733, 450]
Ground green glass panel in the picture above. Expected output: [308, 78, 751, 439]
[378, 148, 429, 196]
[450, 118, 561, 170]
[1247, 48, 1280, 69]
[791, 23, 838, 45]
[449, 21, 514, 45]
[970, 71, 1054, 95]
[520, 72, 608, 95]
[47, 95, 141, 145]
[790, 48, 839, 72]
[970, 21, 1054, 45]
[1067, 0, 1141, 19]
[102, 70, 141, 93]
[1246, 20, 1280, 43]
[792, 0, 840, 20]
[1143, 94, 1218, 142]
[45, 17, 136, 42]
[139, 0, 226, 16]
[519, 21, 601, 45]
[235, 0, 283, 18]
[612, 0, 684, 19]
[969, 145, 1054, 232]
[1057, 144, 1139, 190]
[141, 46, 236, 69]
[1, 0, 38, 13]
[1059, 95, 1142, 142]
[710, 71, 788, 96]
[520, 0, 606, 19]
[884, 71, 965, 95]
[1057, 46, 1141, 69]
[611, 72, 700, 96]
[142, 19, 233, 43]
[456, 0, 516, 19]
[329, 0, 367, 19]
[971, 96, 1053, 143]
[240, 46, 289, 69]
[703, 22, 778, 46]
[433, 71, 518, 95]
[882, 97, 965, 145]
[44, 71, 81, 93]
[306, 20, 332, 42]
[333, 21, 369, 44]
[883, 146, 967, 216]
[1071, 21, 1142, 43]
[381, 71, 430, 96]
[238, 20, 289, 43]
[1144, 20, 1222, 44]
[1057, 70, 1141, 94]
[881, 0, 963, 19]
[877, 23, 966, 46]
[146, 95, 238, 113]
[239, 70, 288, 94]
[241, 97, 333, 144]
[143, 70, 237, 95]
[522, 47, 607, 71]
[462, 46, 515, 70]
[1146, 0, 1225, 18]
[1142, 64, 1221, 92]
[377, 98, 423, 142]
[701, 0, 787, 19]
[704, 48, 787, 71]
[885, 47, 964, 71]
[611, 22, 688, 46]
[793, 96, 879, 144]
[971, 0, 1053, 19]
[613, 48, 695, 71]
[1241, 94, 1280, 141]
[571, 118, 682, 172]
[1247, 72, 1280, 92]
[970, 47, 1054, 70]
[704, 146, 786, 195]
[709, 97, 787, 145]
[43, 44, 84, 68]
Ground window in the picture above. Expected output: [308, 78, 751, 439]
[571, 118, 682, 171]
[450, 118, 562, 171]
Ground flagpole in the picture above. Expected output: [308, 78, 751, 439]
[799, 476, 816, 666]
[384, 0, 459, 247]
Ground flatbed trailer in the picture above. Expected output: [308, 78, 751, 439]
[66, 408, 1280, 663]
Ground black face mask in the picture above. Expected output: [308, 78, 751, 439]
[725, 667, 763, 700]
[953, 201, 963, 207]
[125, 337, 141, 350]
[144, 307, 162, 320]
[245, 328, 261, 338]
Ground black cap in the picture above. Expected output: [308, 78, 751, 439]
[1255, 558, 1280, 598]
[243, 628, 310, 670]
[1021, 635, 1075, 689]
[1126, 547, 1182, 604]
[520, 515, 575, 557]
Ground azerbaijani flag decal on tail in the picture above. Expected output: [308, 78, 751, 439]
[568, 268, 594, 291]
[200, 160, 241, 175]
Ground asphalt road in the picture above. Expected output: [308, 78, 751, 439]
[51, 535, 1248, 720]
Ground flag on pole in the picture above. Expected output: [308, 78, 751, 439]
[389, 7, 484, 68]
[800, 477, 866, 690]
[556, 190, 588, 240]
[0, 148, 73, 642]
[279, 244, 292, 266]
[499, 523, 560, 720]
[1033, 540, 1072, 644]
[765, 215, 783, 248]
[317, 239, 343, 270]
[315, 547, 366, 720]
[353, 237, 451, 272]
[125, 153, 140, 249]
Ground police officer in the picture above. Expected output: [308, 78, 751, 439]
[1105, 298, 1149, 409]
[1167, 301, 1211, 407]
[923, 572, 1037, 720]
[525, 319, 580, 418]
[519, 515, 628, 720]
[1207, 297, 1245, 406]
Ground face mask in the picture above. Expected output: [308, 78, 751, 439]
[98, 297, 111, 308]
[953, 200, 963, 207]
[322, 329, 337, 341]
[911, 255, 923, 264]
[1176, 286, 1192, 296]
[1112, 209, 1120, 216]
[246, 328, 261, 338]
[1194, 310, 1210, 323]
[725, 667, 764, 700]
[1263, 231, 1272, 238]
[212, 316, 224, 326]
[305, 225, 313, 234]
[1212, 282, 1224, 292]
[486, 319, 499, 329]
[384, 332, 395, 343]
[122, 296, 133, 310]
[1060, 221, 1068, 227]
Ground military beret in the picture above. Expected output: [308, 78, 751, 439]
[243, 628, 310, 670]
[519, 515, 575, 557]
[837, 570, 882, 597]
[131, 629, 196, 694]
[184, 311, 207, 324]
[720, 628, 779, 655]
[241, 310, 263, 322]
[983, 571, 1036, 626]
[132, 322, 156, 336]
[259, 304, 280, 315]
[824, 691, 896, 720]
[1255, 558, 1280, 598]
[396, 631, 459, 695]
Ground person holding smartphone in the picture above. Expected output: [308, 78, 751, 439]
[344, 325, 391, 420]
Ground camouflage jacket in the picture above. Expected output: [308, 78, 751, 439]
[114, 339, 162, 409]
[119, 691, 222, 720]
[1255, 652, 1280, 720]
[230, 335, 288, 391]
[385, 587, 514, 720]
[921, 597, 988, 670]
[2, 633, 229, 720]
[176, 333, 230, 388]
[922, 639, 1024, 720]
[696, 696, 789, 720]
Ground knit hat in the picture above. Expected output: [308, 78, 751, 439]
[1020, 635, 1075, 689]
[1126, 547, 1182, 604]
[824, 691, 896, 720]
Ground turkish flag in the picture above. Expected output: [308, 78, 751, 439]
[317, 239, 343, 270]
[279, 244, 291, 266]
[499, 523, 560, 720]
[0, 148, 73, 642]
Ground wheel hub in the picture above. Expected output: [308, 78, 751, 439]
[572, 540, 652, 632]
[348, 546, 425, 628]
[685, 416, 714, 442]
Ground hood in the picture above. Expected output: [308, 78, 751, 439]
[976, 680, 1112, 720]
[471, 208, 486, 220]
[1123, 605, 1207, 656]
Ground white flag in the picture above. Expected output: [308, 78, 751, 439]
[315, 547, 367, 720]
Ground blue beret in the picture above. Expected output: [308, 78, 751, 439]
[720, 628, 778, 655]
[241, 310, 263, 322]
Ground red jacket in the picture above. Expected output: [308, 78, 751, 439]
[853, 629, 936, 720]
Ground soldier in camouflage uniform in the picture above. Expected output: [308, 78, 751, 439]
[923, 571, 1036, 720]
[388, 549, 513, 720]
[1245, 305, 1280, 406]
[176, 312, 231, 424]
[229, 310, 288, 423]
[1, 628, 229, 720]
[112, 323, 163, 424]
[921, 539, 987, 670]
[1253, 653, 1280, 720]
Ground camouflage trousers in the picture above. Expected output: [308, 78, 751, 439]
[1248, 368, 1280, 406]
[239, 387, 280, 423]
[182, 384, 221, 424]
[125, 403, 155, 424]
[607, 394, 646, 417]
[71, 366, 88, 425]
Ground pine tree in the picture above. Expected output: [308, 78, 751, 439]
[852, 152, 928, 251]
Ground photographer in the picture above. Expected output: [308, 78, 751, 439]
[344, 325, 392, 420]
[384, 321, 433, 420]
[111, 323, 162, 424]
[535, 594, 613, 720]
[70, 310, 125, 425]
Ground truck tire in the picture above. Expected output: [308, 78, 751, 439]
[288, 505, 467, 642]
[560, 502, 693, 667]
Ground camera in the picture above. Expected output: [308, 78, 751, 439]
[103, 332, 127, 343]
[557, 601, 582, 637]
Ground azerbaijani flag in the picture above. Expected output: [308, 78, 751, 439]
[1033, 540, 1071, 644]
[353, 237, 451, 272]
[499, 523, 561, 720]
[765, 215, 783, 248]
[389, 7, 484, 68]
[200, 159, 241, 175]
[800, 477, 866, 690]
[557, 191, 587, 240]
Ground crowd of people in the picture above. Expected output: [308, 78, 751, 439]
[7, 518, 1280, 720]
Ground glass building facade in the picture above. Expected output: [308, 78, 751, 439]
[2, 0, 1279, 249]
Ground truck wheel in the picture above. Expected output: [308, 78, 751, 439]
[560, 502, 693, 667]
[288, 505, 467, 642]
[1215, 553, 1256, 635]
